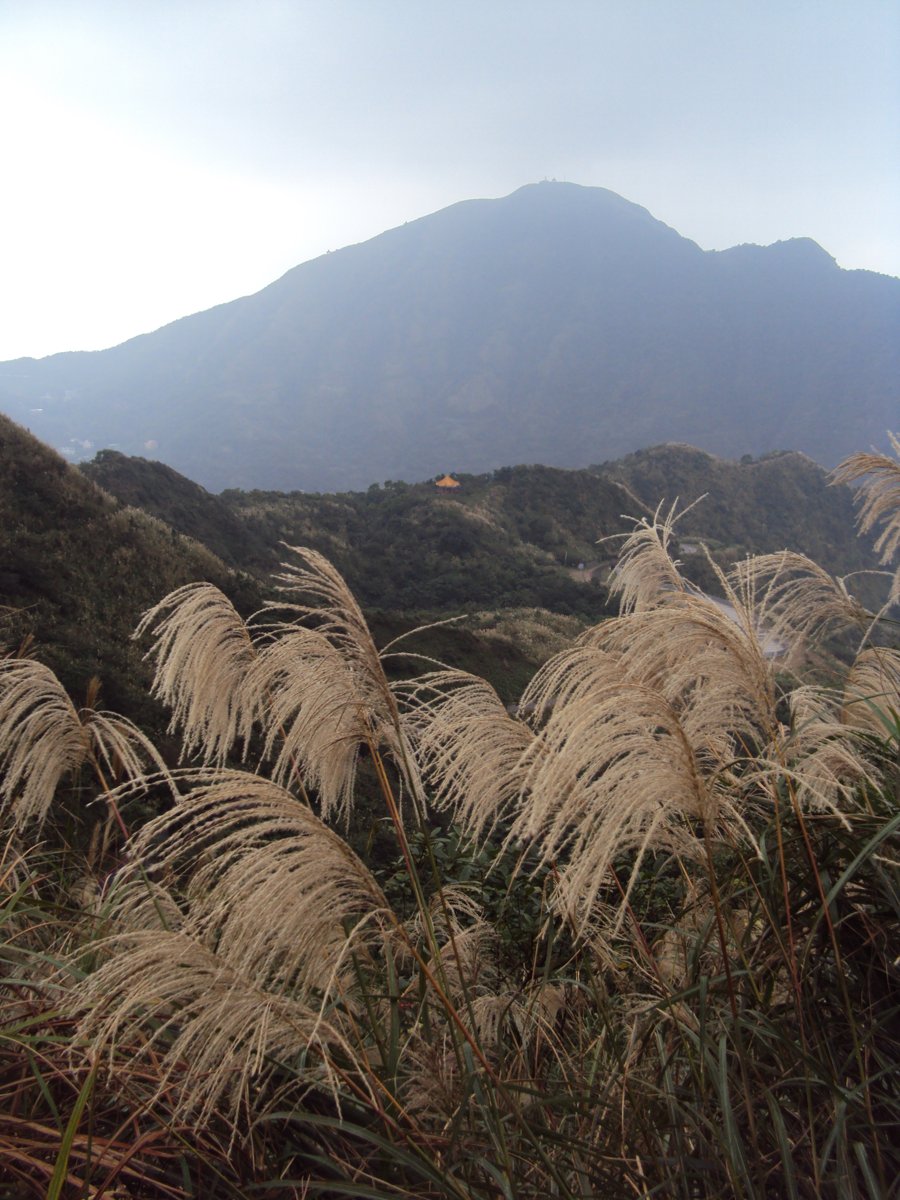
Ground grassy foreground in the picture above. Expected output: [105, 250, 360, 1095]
[1, 441, 898, 1198]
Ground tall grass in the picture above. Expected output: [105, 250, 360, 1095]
[0, 442, 898, 1197]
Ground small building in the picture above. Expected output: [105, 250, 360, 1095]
[435, 474, 461, 489]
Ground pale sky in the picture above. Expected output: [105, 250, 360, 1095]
[1, 0, 897, 361]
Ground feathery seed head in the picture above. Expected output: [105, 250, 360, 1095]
[607, 501, 692, 614]
[832, 433, 900, 568]
[136, 582, 259, 763]
[74, 769, 394, 1123]
[0, 657, 168, 829]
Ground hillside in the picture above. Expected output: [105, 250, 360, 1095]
[79, 448, 265, 569]
[0, 414, 257, 725]
[82, 454, 629, 617]
[2, 182, 897, 492]
[82, 440, 880, 613]
[5, 407, 882, 726]
[596, 444, 877, 578]
[1, 420, 584, 713]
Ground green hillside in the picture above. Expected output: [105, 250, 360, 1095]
[2, 421, 582, 715]
[595, 443, 879, 586]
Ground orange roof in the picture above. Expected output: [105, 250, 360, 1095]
[435, 474, 461, 488]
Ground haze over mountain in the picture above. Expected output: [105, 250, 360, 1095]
[1, 182, 896, 492]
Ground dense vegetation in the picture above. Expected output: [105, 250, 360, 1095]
[0, 414, 259, 729]
[83, 443, 880, 615]
[1, 436, 897, 1197]
[597, 444, 877, 578]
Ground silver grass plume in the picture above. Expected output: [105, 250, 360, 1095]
[777, 686, 878, 816]
[731, 551, 871, 657]
[0, 657, 169, 829]
[77, 929, 352, 1129]
[832, 433, 900, 593]
[136, 552, 422, 818]
[268, 546, 396, 720]
[246, 625, 385, 822]
[569, 592, 778, 750]
[405, 497, 886, 938]
[841, 647, 900, 736]
[505, 572, 783, 929]
[255, 547, 423, 814]
[75, 769, 394, 1124]
[601, 509, 781, 796]
[135, 582, 260, 764]
[401, 669, 534, 841]
[607, 501, 694, 614]
[406, 515, 784, 935]
[512, 678, 751, 932]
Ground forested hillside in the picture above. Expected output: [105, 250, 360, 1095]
[1, 420, 585, 712]
[3, 406, 882, 728]
[0, 414, 257, 726]
[595, 444, 878, 581]
[83, 442, 879, 611]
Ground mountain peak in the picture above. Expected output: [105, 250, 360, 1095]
[502, 180, 683, 233]
[716, 236, 837, 269]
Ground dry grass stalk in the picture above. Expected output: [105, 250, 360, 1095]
[264, 547, 427, 806]
[503, 577, 782, 931]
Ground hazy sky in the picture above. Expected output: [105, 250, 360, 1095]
[1, 0, 897, 360]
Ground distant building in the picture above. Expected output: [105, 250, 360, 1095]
[435, 474, 461, 489]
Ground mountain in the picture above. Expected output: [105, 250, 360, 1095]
[2, 182, 897, 491]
